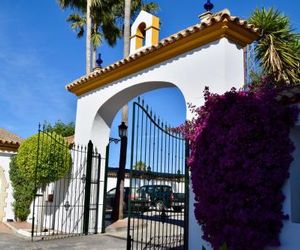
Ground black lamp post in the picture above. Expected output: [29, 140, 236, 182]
[112, 121, 128, 222]
[118, 122, 128, 138]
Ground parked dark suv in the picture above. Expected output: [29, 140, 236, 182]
[106, 187, 151, 212]
[137, 185, 184, 211]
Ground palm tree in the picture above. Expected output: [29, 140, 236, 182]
[123, 0, 131, 58]
[112, 0, 158, 222]
[58, 0, 158, 73]
[86, 0, 92, 73]
[249, 8, 300, 85]
[114, 0, 131, 222]
[58, 0, 121, 73]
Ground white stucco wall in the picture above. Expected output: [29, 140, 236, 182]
[74, 36, 245, 238]
[107, 177, 130, 192]
[130, 11, 159, 55]
[269, 123, 300, 250]
[0, 151, 16, 221]
[75, 38, 244, 149]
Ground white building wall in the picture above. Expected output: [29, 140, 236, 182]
[74, 36, 245, 239]
[129, 11, 158, 55]
[75, 38, 244, 148]
[266, 124, 300, 250]
[107, 176, 130, 192]
[0, 151, 16, 221]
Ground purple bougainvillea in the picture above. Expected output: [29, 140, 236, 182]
[183, 87, 299, 250]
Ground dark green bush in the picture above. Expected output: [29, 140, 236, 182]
[9, 156, 35, 221]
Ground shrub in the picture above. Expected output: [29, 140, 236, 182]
[16, 132, 72, 188]
[182, 87, 298, 250]
[9, 156, 35, 221]
[10, 132, 72, 221]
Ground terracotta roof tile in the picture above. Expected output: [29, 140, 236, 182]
[0, 128, 23, 151]
[0, 128, 23, 145]
[66, 10, 259, 93]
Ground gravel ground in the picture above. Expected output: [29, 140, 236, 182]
[0, 222, 126, 250]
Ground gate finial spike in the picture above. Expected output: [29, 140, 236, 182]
[150, 109, 153, 117]
[154, 114, 156, 121]
[146, 104, 149, 111]
[138, 96, 140, 103]
[142, 99, 145, 106]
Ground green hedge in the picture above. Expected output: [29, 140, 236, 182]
[9, 133, 72, 221]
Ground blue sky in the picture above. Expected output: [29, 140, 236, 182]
[1, 0, 300, 146]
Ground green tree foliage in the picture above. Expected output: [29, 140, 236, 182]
[133, 161, 146, 171]
[112, 0, 159, 23]
[249, 8, 300, 85]
[10, 133, 72, 221]
[44, 120, 75, 137]
[16, 133, 72, 188]
[57, 0, 158, 65]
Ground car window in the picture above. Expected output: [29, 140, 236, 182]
[147, 187, 154, 193]
[107, 188, 116, 195]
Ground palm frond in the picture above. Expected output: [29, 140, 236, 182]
[57, 0, 86, 11]
[91, 31, 102, 48]
[59, 0, 160, 51]
[67, 13, 86, 38]
[249, 7, 300, 85]
[141, 2, 159, 14]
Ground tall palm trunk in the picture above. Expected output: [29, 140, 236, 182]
[123, 0, 131, 58]
[122, 0, 131, 123]
[119, 0, 131, 220]
[121, 0, 131, 125]
[86, 0, 92, 74]
[113, 0, 131, 222]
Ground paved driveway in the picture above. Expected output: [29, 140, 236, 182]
[0, 223, 126, 250]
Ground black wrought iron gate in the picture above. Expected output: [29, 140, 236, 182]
[31, 127, 102, 240]
[127, 99, 189, 250]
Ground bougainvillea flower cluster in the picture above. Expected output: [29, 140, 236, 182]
[185, 87, 299, 250]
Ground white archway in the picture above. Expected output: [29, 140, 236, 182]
[67, 10, 258, 241]
[89, 81, 182, 151]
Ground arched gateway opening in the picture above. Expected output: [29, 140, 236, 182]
[86, 82, 188, 249]
[31, 8, 258, 250]
[102, 86, 187, 239]
[90, 81, 183, 148]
